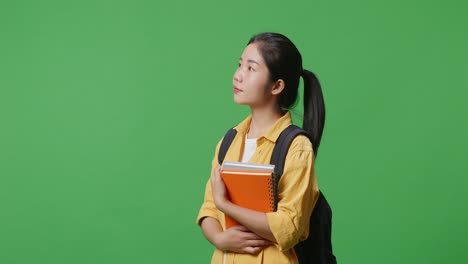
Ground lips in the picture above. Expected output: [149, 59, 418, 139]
[233, 87, 243, 94]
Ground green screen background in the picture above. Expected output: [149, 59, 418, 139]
[1, 0, 467, 263]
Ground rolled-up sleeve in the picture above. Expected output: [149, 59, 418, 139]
[266, 136, 319, 251]
[196, 141, 222, 225]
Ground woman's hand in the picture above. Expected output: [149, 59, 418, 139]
[210, 165, 228, 211]
[209, 165, 278, 244]
[215, 225, 272, 255]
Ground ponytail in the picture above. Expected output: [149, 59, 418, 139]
[247, 33, 326, 156]
[301, 69, 325, 157]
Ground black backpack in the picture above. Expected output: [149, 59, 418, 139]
[218, 124, 337, 264]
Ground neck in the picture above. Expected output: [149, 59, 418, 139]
[247, 105, 284, 139]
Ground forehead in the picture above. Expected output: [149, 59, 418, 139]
[240, 43, 265, 64]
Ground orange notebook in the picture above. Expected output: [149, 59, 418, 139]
[220, 161, 276, 229]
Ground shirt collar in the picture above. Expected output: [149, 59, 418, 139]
[234, 111, 293, 143]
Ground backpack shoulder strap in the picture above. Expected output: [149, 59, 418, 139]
[272, 125, 336, 263]
[271, 125, 311, 178]
[218, 128, 237, 165]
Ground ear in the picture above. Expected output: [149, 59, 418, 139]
[271, 79, 285, 96]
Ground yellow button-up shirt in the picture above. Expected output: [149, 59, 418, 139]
[197, 112, 319, 264]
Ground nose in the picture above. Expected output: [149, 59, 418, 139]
[233, 67, 243, 83]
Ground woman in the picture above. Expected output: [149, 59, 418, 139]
[196, 32, 325, 264]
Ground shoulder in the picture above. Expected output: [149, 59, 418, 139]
[288, 134, 313, 154]
[282, 134, 315, 168]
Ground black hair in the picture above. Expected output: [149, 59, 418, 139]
[248, 32, 325, 157]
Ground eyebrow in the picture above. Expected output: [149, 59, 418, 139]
[239, 57, 260, 65]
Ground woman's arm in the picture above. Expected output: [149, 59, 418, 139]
[210, 165, 277, 242]
[211, 136, 318, 251]
[200, 216, 272, 254]
[197, 140, 272, 254]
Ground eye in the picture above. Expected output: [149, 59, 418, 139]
[238, 62, 241, 68]
[248, 66, 255, 71]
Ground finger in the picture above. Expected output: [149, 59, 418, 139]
[232, 225, 250, 231]
[213, 165, 220, 177]
[211, 165, 220, 177]
[212, 168, 221, 182]
[210, 169, 215, 181]
[210, 173, 216, 185]
[244, 246, 263, 255]
[211, 168, 220, 183]
[247, 239, 272, 247]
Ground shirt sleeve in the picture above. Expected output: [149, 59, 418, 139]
[266, 135, 320, 251]
[196, 140, 222, 225]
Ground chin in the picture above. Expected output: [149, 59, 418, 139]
[233, 97, 248, 105]
[233, 96, 241, 104]
[233, 93, 256, 106]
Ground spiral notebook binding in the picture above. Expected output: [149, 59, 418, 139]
[269, 172, 278, 211]
[270, 172, 278, 212]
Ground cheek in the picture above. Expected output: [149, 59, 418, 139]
[254, 75, 271, 92]
[251, 73, 268, 86]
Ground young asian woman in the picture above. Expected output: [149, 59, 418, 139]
[196, 32, 326, 264]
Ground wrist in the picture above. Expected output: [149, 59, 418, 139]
[216, 198, 230, 213]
